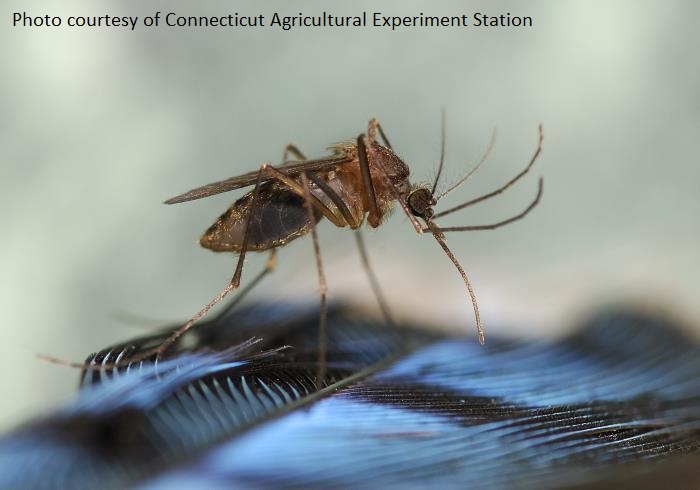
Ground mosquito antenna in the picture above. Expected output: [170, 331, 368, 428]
[430, 109, 447, 196]
[426, 221, 485, 344]
[434, 124, 543, 219]
[436, 127, 497, 202]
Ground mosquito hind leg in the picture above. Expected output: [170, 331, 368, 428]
[154, 162, 347, 359]
[155, 161, 352, 361]
[150, 163, 274, 359]
[66, 162, 342, 368]
[214, 249, 278, 319]
[41, 251, 278, 371]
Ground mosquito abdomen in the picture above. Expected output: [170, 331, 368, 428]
[200, 182, 322, 252]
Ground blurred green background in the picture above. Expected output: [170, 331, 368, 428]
[1, 0, 698, 431]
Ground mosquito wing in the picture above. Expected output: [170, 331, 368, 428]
[164, 155, 351, 204]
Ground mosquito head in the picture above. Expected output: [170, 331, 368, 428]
[407, 187, 437, 220]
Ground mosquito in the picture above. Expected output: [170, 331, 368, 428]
[40, 117, 543, 372]
[142, 116, 543, 370]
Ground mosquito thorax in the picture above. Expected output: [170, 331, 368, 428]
[407, 187, 436, 219]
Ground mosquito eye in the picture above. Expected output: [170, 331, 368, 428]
[407, 188, 434, 217]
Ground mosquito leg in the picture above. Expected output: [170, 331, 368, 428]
[259, 165, 346, 226]
[153, 282, 237, 359]
[377, 125, 393, 150]
[178, 250, 278, 327]
[359, 123, 425, 233]
[47, 165, 340, 369]
[357, 134, 423, 233]
[428, 178, 543, 233]
[365, 117, 394, 151]
[433, 124, 544, 219]
[354, 229, 395, 327]
[356, 134, 381, 227]
[154, 161, 354, 359]
[295, 153, 396, 328]
[214, 249, 278, 318]
[300, 172, 328, 389]
[300, 171, 395, 336]
[306, 172, 360, 229]
[148, 165, 274, 358]
[302, 175, 394, 330]
[282, 144, 307, 162]
[364, 139, 425, 235]
[78, 164, 265, 366]
[41, 236, 278, 371]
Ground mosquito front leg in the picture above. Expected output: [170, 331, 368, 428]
[360, 123, 424, 234]
[428, 178, 543, 233]
[433, 125, 544, 219]
[367, 118, 393, 150]
[363, 136, 425, 235]
[356, 134, 381, 227]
